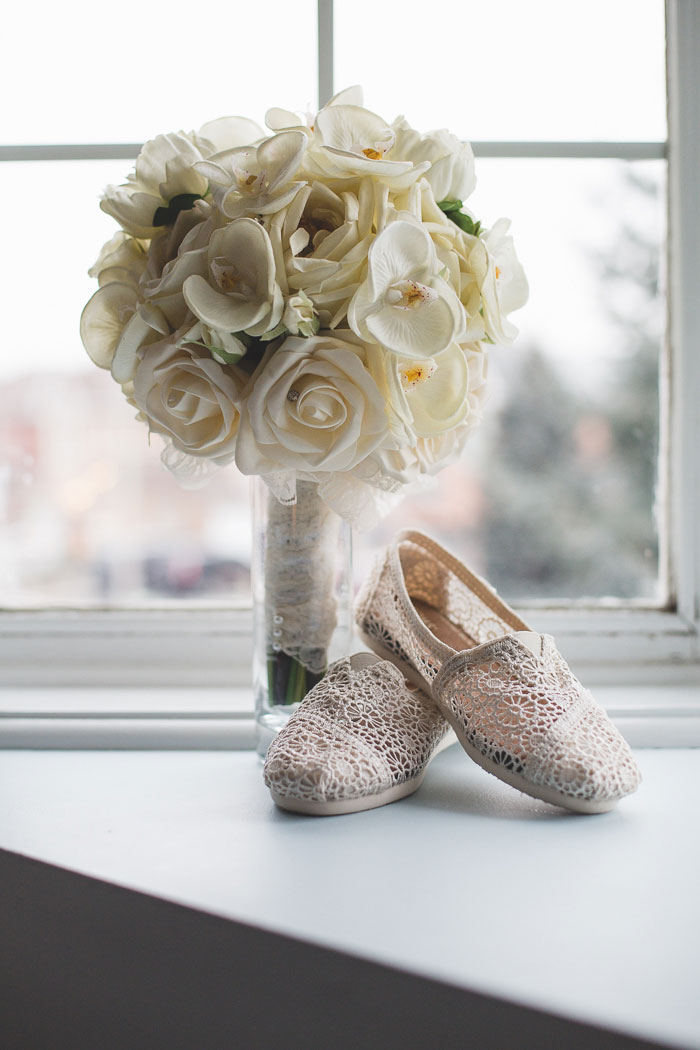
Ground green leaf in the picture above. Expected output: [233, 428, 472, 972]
[437, 198, 481, 237]
[437, 198, 463, 213]
[211, 348, 246, 365]
[152, 193, 204, 227]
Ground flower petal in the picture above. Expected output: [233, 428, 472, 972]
[111, 311, 161, 384]
[80, 283, 138, 370]
[366, 296, 457, 358]
[257, 130, 307, 190]
[195, 116, 264, 154]
[183, 274, 268, 332]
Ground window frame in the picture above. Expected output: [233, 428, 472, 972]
[0, 0, 697, 746]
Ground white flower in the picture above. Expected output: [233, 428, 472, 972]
[192, 115, 265, 155]
[139, 241, 208, 331]
[142, 199, 216, 286]
[83, 225, 208, 379]
[101, 132, 209, 239]
[80, 282, 141, 370]
[88, 232, 148, 288]
[271, 181, 371, 329]
[101, 118, 264, 239]
[197, 131, 307, 219]
[348, 220, 466, 358]
[357, 341, 488, 485]
[391, 120, 476, 203]
[110, 311, 165, 385]
[281, 291, 319, 337]
[235, 334, 389, 476]
[133, 338, 244, 465]
[473, 218, 529, 344]
[99, 231, 211, 386]
[180, 320, 248, 365]
[305, 105, 429, 189]
[183, 217, 283, 337]
[367, 340, 478, 443]
[265, 85, 364, 135]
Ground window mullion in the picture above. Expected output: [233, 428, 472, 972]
[0, 142, 667, 164]
[666, 0, 700, 638]
[317, 0, 334, 108]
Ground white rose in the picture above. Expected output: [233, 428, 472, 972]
[101, 117, 262, 238]
[133, 338, 244, 465]
[101, 132, 209, 239]
[235, 334, 390, 476]
[269, 181, 371, 329]
[391, 120, 476, 203]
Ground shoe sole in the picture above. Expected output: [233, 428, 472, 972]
[358, 629, 617, 816]
[269, 729, 456, 817]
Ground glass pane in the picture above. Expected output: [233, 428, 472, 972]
[3, 0, 317, 144]
[335, 0, 666, 142]
[0, 159, 665, 607]
[0, 161, 251, 607]
[358, 159, 666, 603]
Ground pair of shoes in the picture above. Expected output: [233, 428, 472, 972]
[263, 530, 641, 816]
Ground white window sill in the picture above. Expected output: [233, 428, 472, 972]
[1, 681, 699, 748]
[0, 745, 698, 1049]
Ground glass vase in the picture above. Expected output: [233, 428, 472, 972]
[251, 477, 352, 757]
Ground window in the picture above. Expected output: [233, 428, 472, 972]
[1, 2, 697, 742]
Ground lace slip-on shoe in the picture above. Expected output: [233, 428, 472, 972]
[263, 652, 455, 816]
[355, 530, 641, 815]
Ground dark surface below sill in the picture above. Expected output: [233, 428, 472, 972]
[0, 848, 674, 1050]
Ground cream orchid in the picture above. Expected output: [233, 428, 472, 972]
[265, 85, 365, 135]
[196, 131, 307, 219]
[367, 340, 476, 444]
[348, 220, 466, 358]
[88, 232, 148, 289]
[80, 282, 141, 371]
[305, 105, 429, 189]
[183, 217, 283, 337]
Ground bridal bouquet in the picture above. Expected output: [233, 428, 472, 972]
[81, 86, 527, 529]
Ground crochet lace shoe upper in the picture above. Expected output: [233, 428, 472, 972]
[355, 530, 641, 815]
[263, 652, 454, 816]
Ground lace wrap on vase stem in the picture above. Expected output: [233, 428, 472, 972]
[263, 480, 341, 675]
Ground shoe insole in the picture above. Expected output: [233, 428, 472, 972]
[413, 599, 479, 651]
